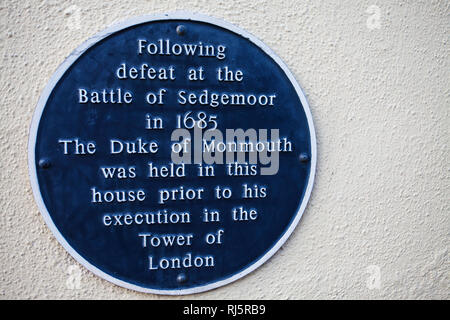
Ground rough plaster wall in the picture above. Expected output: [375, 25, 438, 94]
[0, 0, 448, 299]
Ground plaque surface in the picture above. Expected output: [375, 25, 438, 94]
[28, 12, 316, 294]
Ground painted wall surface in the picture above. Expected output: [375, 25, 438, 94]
[0, 0, 448, 299]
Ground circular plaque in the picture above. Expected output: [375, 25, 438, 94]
[28, 12, 316, 294]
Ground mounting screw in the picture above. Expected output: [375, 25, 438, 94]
[299, 152, 310, 163]
[177, 273, 187, 284]
[38, 158, 51, 169]
[176, 25, 186, 36]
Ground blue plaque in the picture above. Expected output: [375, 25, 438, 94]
[28, 12, 316, 294]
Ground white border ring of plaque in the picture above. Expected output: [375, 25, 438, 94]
[28, 11, 317, 295]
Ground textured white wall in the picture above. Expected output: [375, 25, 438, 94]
[0, 0, 448, 299]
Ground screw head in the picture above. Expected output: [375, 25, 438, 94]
[38, 158, 51, 169]
[177, 273, 187, 284]
[299, 152, 310, 163]
[176, 25, 186, 36]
